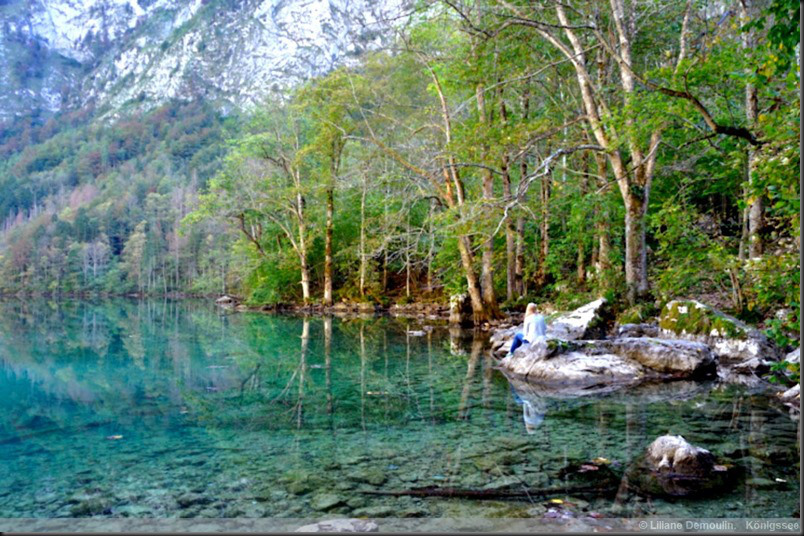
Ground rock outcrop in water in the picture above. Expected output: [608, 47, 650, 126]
[491, 298, 613, 355]
[626, 435, 735, 497]
[659, 300, 781, 363]
[499, 337, 716, 392]
[494, 298, 781, 393]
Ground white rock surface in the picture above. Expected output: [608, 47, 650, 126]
[1, 0, 408, 119]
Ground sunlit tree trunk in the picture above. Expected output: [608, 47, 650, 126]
[323, 187, 334, 306]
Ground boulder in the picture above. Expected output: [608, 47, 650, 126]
[295, 519, 379, 532]
[215, 295, 236, 306]
[310, 492, 345, 511]
[645, 435, 715, 477]
[449, 293, 473, 327]
[597, 338, 716, 378]
[616, 323, 659, 338]
[729, 357, 772, 376]
[659, 300, 781, 363]
[498, 336, 715, 393]
[785, 347, 800, 364]
[548, 298, 612, 340]
[499, 338, 650, 391]
[627, 435, 735, 497]
[779, 384, 800, 407]
[491, 298, 612, 355]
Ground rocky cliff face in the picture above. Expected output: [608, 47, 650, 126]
[0, 0, 408, 119]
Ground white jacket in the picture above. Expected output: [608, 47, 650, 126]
[522, 313, 547, 342]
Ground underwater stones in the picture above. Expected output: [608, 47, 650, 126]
[176, 492, 211, 508]
[548, 298, 613, 341]
[347, 467, 387, 486]
[310, 492, 345, 511]
[352, 505, 396, 517]
[659, 300, 780, 363]
[69, 497, 112, 516]
[296, 518, 379, 532]
[482, 475, 522, 490]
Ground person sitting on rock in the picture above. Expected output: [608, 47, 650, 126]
[506, 302, 546, 358]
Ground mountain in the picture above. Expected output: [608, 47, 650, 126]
[0, 0, 412, 296]
[0, 0, 409, 120]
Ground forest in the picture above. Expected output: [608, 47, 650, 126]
[0, 0, 799, 344]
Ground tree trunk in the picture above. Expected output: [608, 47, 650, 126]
[296, 190, 311, 304]
[359, 179, 367, 297]
[624, 189, 649, 304]
[741, 0, 763, 258]
[536, 170, 551, 288]
[515, 216, 526, 296]
[476, 82, 501, 318]
[594, 153, 612, 278]
[502, 154, 516, 302]
[457, 235, 487, 324]
[577, 156, 589, 285]
[323, 187, 334, 306]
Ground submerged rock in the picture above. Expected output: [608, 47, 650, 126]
[659, 300, 780, 363]
[296, 519, 379, 532]
[310, 492, 345, 511]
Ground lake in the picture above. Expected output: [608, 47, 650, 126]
[0, 299, 799, 530]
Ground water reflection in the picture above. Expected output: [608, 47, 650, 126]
[0, 299, 799, 520]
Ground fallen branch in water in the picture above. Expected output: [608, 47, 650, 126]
[361, 485, 613, 500]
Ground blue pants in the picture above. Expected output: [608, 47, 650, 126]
[509, 332, 528, 354]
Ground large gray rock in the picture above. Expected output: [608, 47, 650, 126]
[616, 323, 660, 338]
[598, 338, 716, 378]
[785, 347, 800, 364]
[498, 336, 716, 393]
[645, 435, 715, 477]
[659, 300, 780, 363]
[626, 435, 734, 498]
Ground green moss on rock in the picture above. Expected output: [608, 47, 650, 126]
[659, 300, 746, 340]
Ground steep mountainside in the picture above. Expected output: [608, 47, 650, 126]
[1, 0, 408, 120]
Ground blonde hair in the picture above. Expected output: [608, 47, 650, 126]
[525, 302, 538, 317]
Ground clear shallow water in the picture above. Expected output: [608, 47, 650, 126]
[0, 299, 799, 520]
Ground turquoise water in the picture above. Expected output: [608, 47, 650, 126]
[0, 299, 799, 520]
